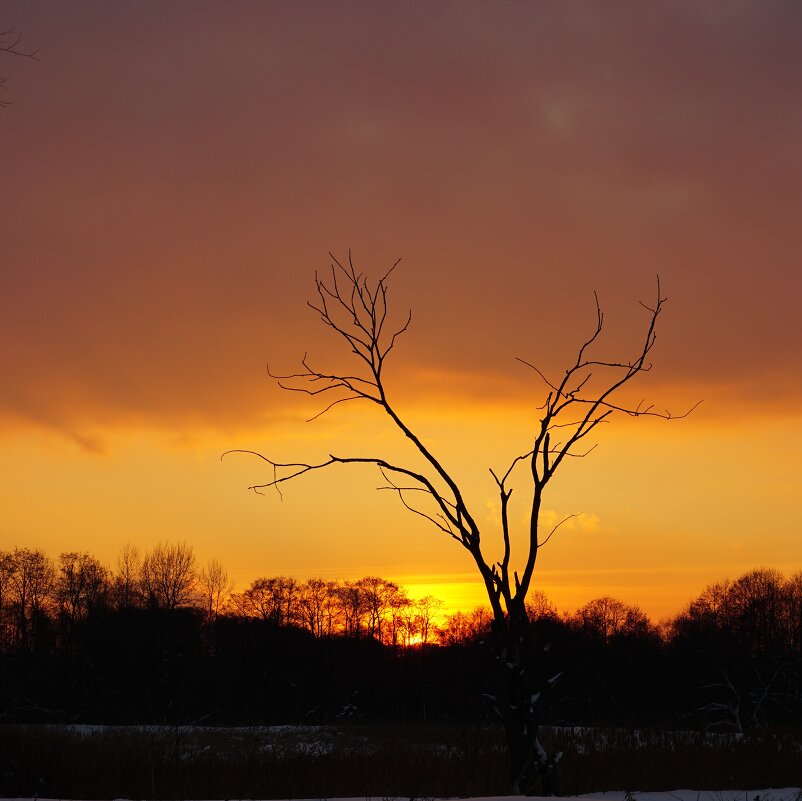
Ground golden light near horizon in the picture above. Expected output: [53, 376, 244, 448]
[1, 2, 801, 624]
[1, 396, 800, 621]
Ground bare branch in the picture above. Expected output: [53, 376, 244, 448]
[223, 447, 470, 542]
[515, 277, 700, 601]
[0, 28, 38, 60]
[515, 357, 558, 392]
[0, 27, 38, 109]
[494, 449, 535, 487]
[539, 513, 582, 548]
[377, 468, 462, 542]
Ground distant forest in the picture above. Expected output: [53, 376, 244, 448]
[0, 543, 800, 732]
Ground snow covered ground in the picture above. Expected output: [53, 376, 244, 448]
[4, 725, 799, 801]
[583, 791, 802, 801]
[5, 791, 801, 801]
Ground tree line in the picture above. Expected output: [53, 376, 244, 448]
[0, 543, 800, 732]
[0, 543, 447, 652]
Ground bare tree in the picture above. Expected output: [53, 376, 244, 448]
[57, 552, 109, 624]
[231, 575, 301, 626]
[55, 552, 109, 654]
[437, 606, 492, 646]
[0, 550, 15, 648]
[230, 577, 276, 621]
[198, 558, 233, 623]
[113, 543, 143, 609]
[526, 589, 559, 622]
[573, 596, 652, 643]
[387, 582, 411, 648]
[226, 253, 695, 793]
[141, 541, 197, 610]
[356, 575, 401, 643]
[786, 571, 802, 657]
[334, 581, 365, 638]
[6, 547, 54, 651]
[414, 594, 443, 646]
[299, 577, 335, 637]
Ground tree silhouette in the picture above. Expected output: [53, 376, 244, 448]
[6, 547, 54, 651]
[113, 543, 143, 609]
[56, 552, 108, 654]
[573, 596, 652, 643]
[141, 541, 197, 610]
[198, 558, 233, 623]
[226, 253, 696, 793]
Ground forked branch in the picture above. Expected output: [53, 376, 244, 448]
[221, 447, 472, 546]
[511, 277, 700, 602]
[228, 259, 698, 622]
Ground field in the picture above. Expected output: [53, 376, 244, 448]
[1, 724, 801, 800]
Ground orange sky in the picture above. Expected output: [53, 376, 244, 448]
[1, 2, 801, 619]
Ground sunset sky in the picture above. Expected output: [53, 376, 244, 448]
[2, 1, 801, 619]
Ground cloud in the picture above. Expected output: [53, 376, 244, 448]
[68, 431, 107, 455]
[541, 510, 601, 535]
[575, 513, 601, 533]
[2, 1, 801, 437]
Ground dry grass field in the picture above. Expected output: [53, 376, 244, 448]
[1, 724, 801, 799]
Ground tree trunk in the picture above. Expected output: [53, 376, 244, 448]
[492, 606, 561, 796]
